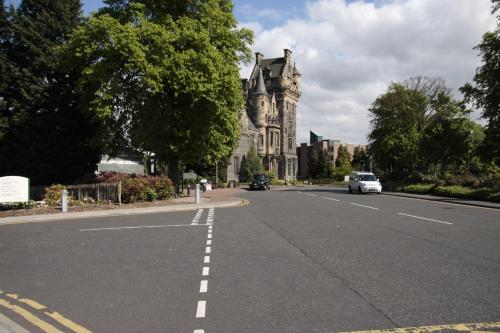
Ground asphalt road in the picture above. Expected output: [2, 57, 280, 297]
[0, 186, 499, 332]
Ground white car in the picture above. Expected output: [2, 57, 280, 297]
[348, 172, 382, 194]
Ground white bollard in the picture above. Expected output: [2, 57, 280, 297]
[61, 190, 68, 213]
[195, 184, 200, 204]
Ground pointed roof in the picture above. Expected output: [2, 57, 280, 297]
[253, 66, 267, 95]
[293, 62, 301, 76]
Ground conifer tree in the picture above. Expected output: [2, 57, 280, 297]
[0, 0, 101, 185]
[238, 146, 263, 182]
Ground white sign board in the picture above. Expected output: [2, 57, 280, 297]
[344, 175, 350, 182]
[0, 176, 29, 203]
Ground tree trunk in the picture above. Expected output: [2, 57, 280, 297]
[168, 157, 181, 195]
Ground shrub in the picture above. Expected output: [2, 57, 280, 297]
[43, 184, 75, 206]
[434, 185, 474, 199]
[266, 171, 276, 181]
[150, 176, 175, 200]
[444, 175, 481, 188]
[404, 184, 435, 194]
[122, 177, 151, 203]
[121, 175, 175, 203]
[0, 200, 35, 211]
[432, 185, 500, 202]
[271, 179, 285, 186]
[95, 171, 130, 184]
[487, 192, 500, 202]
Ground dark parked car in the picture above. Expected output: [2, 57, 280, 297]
[249, 173, 271, 190]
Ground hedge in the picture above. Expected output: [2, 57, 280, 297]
[399, 184, 500, 202]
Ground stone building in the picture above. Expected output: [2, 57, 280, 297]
[227, 49, 301, 182]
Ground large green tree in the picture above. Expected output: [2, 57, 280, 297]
[0, 0, 101, 185]
[368, 77, 470, 180]
[461, 1, 500, 164]
[65, 0, 253, 187]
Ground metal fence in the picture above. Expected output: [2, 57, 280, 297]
[30, 182, 122, 204]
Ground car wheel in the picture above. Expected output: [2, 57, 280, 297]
[348, 186, 352, 194]
[358, 186, 362, 194]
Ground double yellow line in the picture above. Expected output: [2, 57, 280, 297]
[0, 290, 91, 333]
[342, 321, 500, 333]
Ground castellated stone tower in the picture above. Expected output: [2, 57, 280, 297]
[226, 49, 301, 182]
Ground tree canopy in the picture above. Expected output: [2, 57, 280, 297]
[64, 0, 253, 185]
[461, 0, 500, 165]
[368, 77, 478, 180]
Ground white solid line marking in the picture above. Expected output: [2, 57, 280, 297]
[200, 280, 208, 293]
[206, 239, 212, 245]
[350, 203, 379, 210]
[207, 234, 212, 239]
[202, 267, 209, 276]
[196, 301, 206, 318]
[194, 330, 204, 333]
[398, 213, 453, 225]
[80, 224, 201, 232]
[322, 196, 340, 202]
[305, 193, 317, 197]
[204, 256, 210, 264]
[205, 247, 211, 254]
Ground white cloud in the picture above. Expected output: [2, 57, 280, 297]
[239, 0, 497, 145]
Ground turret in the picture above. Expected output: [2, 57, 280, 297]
[253, 66, 268, 127]
[293, 62, 301, 93]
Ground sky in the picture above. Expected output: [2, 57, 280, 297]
[6, 0, 498, 145]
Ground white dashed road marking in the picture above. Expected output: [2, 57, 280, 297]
[194, 209, 215, 332]
[199, 280, 208, 293]
[322, 196, 340, 202]
[350, 203, 379, 210]
[398, 212, 453, 225]
[195, 301, 206, 318]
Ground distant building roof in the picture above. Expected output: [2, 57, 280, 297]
[310, 131, 323, 144]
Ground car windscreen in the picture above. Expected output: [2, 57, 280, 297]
[359, 174, 376, 181]
[253, 174, 267, 181]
